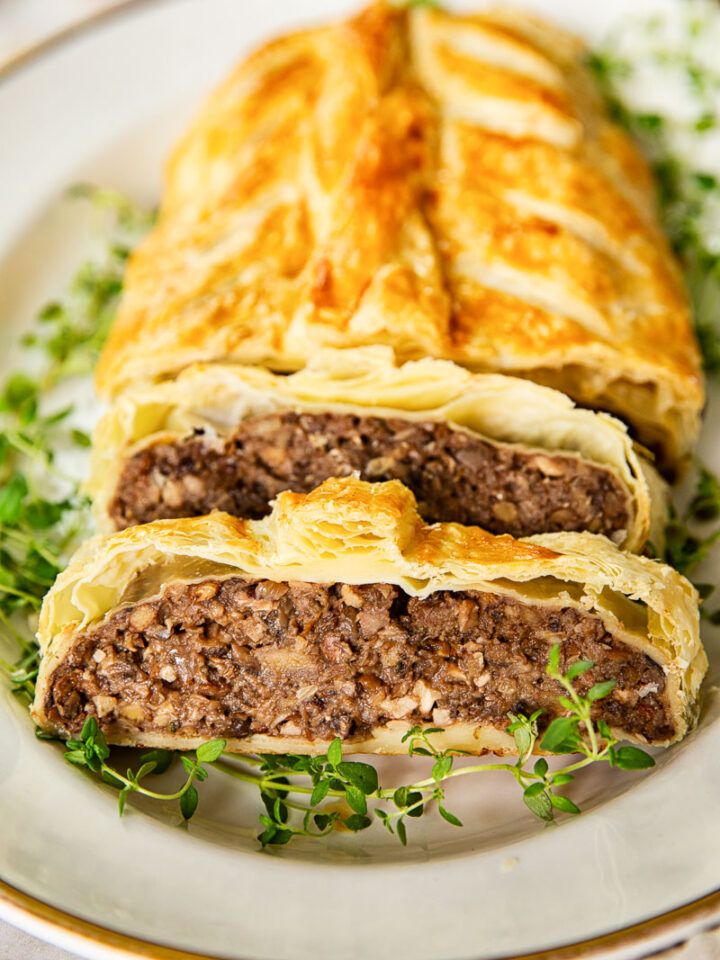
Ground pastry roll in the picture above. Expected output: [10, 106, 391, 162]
[33, 477, 706, 755]
[94, 3, 703, 470]
[89, 347, 664, 552]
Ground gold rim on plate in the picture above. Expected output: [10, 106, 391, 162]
[0, 2, 718, 958]
[2, 878, 719, 960]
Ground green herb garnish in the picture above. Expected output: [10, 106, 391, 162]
[0, 186, 152, 701]
[663, 459, 720, 580]
[22, 185, 153, 387]
[63, 717, 221, 820]
[658, 457, 720, 623]
[65, 646, 653, 844]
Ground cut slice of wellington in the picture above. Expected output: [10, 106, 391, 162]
[34, 478, 705, 755]
[44, 577, 675, 745]
[89, 350, 660, 552]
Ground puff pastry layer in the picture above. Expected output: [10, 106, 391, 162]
[90, 347, 664, 551]
[94, 3, 703, 469]
[33, 477, 706, 755]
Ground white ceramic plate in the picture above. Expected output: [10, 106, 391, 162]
[1, 2, 719, 958]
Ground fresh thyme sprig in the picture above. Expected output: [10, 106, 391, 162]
[63, 646, 654, 846]
[61, 717, 225, 820]
[0, 186, 152, 702]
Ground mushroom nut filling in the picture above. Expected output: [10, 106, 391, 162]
[44, 576, 674, 745]
[109, 411, 633, 540]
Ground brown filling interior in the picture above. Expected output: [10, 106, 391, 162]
[45, 576, 673, 745]
[109, 412, 633, 539]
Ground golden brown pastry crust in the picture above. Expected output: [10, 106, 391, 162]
[94, 3, 703, 469]
[33, 477, 706, 752]
[89, 346, 664, 551]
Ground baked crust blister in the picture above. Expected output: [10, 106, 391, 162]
[94, 3, 703, 469]
[33, 476, 706, 755]
[89, 346, 665, 550]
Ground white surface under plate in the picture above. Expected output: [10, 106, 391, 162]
[0, 1, 719, 958]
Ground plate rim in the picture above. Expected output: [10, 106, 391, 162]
[0, 1, 718, 958]
[0, 0, 171, 85]
[2, 878, 719, 960]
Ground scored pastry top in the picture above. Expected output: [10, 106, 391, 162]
[94, 2, 703, 468]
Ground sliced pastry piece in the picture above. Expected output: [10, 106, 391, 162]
[33, 477, 706, 755]
[94, 3, 703, 470]
[89, 347, 664, 552]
